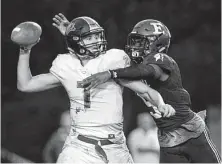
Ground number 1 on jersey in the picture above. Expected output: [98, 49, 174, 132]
[83, 88, 90, 108]
[77, 81, 91, 108]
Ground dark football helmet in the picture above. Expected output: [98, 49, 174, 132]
[125, 19, 171, 63]
[65, 16, 107, 60]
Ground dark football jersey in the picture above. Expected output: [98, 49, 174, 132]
[142, 53, 194, 131]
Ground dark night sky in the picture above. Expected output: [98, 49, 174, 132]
[1, 0, 221, 162]
[2, 0, 221, 108]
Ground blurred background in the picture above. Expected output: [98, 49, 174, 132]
[1, 0, 221, 162]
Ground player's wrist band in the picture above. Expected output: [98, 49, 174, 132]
[109, 70, 118, 79]
[20, 46, 31, 51]
[20, 47, 31, 55]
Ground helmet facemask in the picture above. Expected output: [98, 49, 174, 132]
[125, 33, 170, 64]
[79, 29, 107, 58]
[125, 19, 171, 64]
[66, 29, 107, 60]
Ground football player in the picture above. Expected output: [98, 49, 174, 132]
[17, 15, 175, 163]
[81, 19, 221, 163]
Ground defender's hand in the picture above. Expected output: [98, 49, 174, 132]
[81, 71, 111, 90]
[52, 13, 70, 36]
[158, 104, 176, 117]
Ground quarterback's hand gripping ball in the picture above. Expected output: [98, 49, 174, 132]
[11, 21, 42, 46]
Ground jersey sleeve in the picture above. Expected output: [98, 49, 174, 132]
[103, 49, 131, 71]
[49, 54, 67, 80]
[143, 53, 176, 73]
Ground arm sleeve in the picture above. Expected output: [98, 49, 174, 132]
[111, 53, 173, 80]
[111, 63, 159, 80]
[49, 54, 66, 80]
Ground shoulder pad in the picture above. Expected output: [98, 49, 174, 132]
[51, 53, 71, 66]
[102, 49, 131, 70]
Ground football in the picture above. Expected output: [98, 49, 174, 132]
[11, 21, 42, 46]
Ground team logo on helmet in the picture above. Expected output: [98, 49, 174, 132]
[150, 22, 165, 34]
[66, 22, 76, 34]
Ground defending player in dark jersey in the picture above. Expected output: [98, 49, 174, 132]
[81, 19, 221, 163]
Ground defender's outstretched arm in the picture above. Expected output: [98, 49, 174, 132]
[119, 80, 175, 117]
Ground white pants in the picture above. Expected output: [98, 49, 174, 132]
[57, 132, 134, 163]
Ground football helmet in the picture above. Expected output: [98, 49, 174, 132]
[125, 19, 171, 63]
[65, 16, 107, 60]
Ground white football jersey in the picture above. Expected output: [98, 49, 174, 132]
[50, 49, 131, 139]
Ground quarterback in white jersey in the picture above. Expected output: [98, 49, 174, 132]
[17, 15, 175, 163]
[50, 48, 132, 139]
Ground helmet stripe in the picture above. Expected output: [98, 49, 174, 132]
[81, 17, 101, 31]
